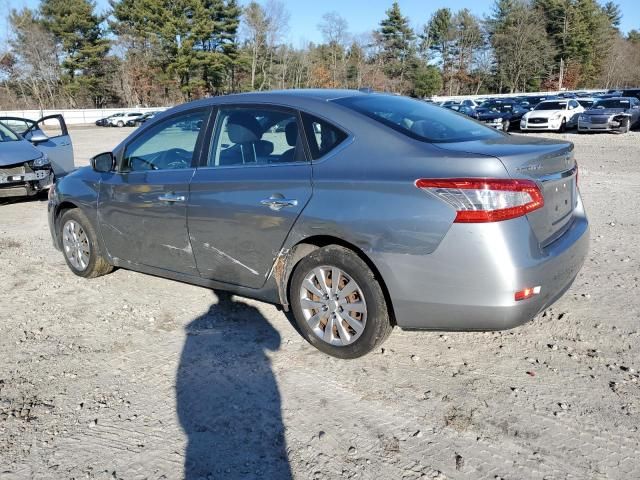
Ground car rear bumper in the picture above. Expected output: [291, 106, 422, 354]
[376, 194, 589, 330]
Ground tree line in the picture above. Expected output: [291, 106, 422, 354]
[0, 0, 638, 109]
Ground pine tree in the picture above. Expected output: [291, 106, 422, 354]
[377, 2, 416, 91]
[40, 0, 110, 106]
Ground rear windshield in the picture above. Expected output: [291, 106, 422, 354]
[593, 99, 631, 109]
[0, 122, 20, 142]
[333, 95, 501, 143]
[534, 101, 567, 110]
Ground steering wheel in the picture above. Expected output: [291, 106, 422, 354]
[159, 148, 192, 169]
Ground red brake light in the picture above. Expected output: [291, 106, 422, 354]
[415, 178, 544, 223]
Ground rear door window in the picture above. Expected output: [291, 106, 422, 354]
[300, 113, 348, 160]
[208, 107, 307, 166]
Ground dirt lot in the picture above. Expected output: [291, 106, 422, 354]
[1, 126, 640, 479]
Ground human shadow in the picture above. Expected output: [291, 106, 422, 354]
[176, 291, 292, 479]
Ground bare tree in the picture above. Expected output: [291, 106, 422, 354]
[242, 2, 269, 90]
[7, 8, 62, 108]
[318, 11, 349, 87]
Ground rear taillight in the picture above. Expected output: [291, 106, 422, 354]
[415, 178, 544, 223]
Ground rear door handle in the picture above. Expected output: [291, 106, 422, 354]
[158, 193, 186, 203]
[260, 197, 298, 211]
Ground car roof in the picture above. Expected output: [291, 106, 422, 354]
[595, 96, 635, 101]
[164, 89, 372, 115]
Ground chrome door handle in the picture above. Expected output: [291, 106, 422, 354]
[260, 197, 298, 211]
[158, 193, 186, 203]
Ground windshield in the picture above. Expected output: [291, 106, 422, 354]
[479, 102, 515, 112]
[333, 95, 502, 143]
[0, 122, 20, 142]
[592, 99, 631, 109]
[534, 101, 567, 111]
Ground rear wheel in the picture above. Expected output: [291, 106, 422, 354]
[59, 209, 113, 278]
[502, 120, 510, 132]
[289, 245, 392, 359]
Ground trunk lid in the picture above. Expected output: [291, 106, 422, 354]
[434, 136, 577, 245]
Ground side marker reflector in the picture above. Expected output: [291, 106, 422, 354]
[515, 286, 541, 301]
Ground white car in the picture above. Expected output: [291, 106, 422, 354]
[520, 99, 584, 132]
[108, 112, 144, 127]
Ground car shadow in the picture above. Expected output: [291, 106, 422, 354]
[176, 291, 292, 480]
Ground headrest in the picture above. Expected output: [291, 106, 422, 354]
[254, 140, 274, 157]
[227, 112, 262, 143]
[285, 121, 298, 146]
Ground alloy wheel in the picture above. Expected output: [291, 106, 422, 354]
[62, 220, 91, 271]
[298, 265, 367, 346]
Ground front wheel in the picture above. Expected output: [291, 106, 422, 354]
[502, 120, 510, 132]
[558, 118, 567, 133]
[59, 209, 114, 278]
[117, 120, 124, 127]
[620, 118, 630, 133]
[289, 245, 393, 359]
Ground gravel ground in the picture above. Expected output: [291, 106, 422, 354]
[1, 126, 639, 479]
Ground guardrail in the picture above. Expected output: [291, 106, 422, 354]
[0, 107, 171, 125]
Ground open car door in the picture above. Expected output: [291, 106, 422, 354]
[0, 114, 74, 177]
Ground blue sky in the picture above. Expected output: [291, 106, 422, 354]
[3, 0, 639, 45]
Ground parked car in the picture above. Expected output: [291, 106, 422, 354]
[48, 90, 589, 358]
[109, 112, 144, 127]
[453, 104, 478, 118]
[95, 116, 113, 127]
[520, 95, 558, 109]
[474, 100, 529, 131]
[127, 111, 161, 127]
[512, 97, 535, 109]
[0, 115, 74, 198]
[520, 99, 584, 132]
[621, 88, 640, 102]
[442, 99, 480, 110]
[576, 98, 596, 110]
[578, 97, 640, 133]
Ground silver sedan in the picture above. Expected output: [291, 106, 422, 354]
[48, 90, 589, 358]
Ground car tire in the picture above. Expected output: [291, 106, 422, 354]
[117, 121, 124, 127]
[289, 245, 393, 359]
[621, 118, 630, 133]
[59, 209, 114, 278]
[502, 120, 510, 132]
[559, 118, 567, 133]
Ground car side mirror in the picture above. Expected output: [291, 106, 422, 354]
[91, 152, 115, 173]
[29, 132, 49, 144]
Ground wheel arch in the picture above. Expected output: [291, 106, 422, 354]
[280, 235, 397, 326]
[53, 200, 79, 248]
